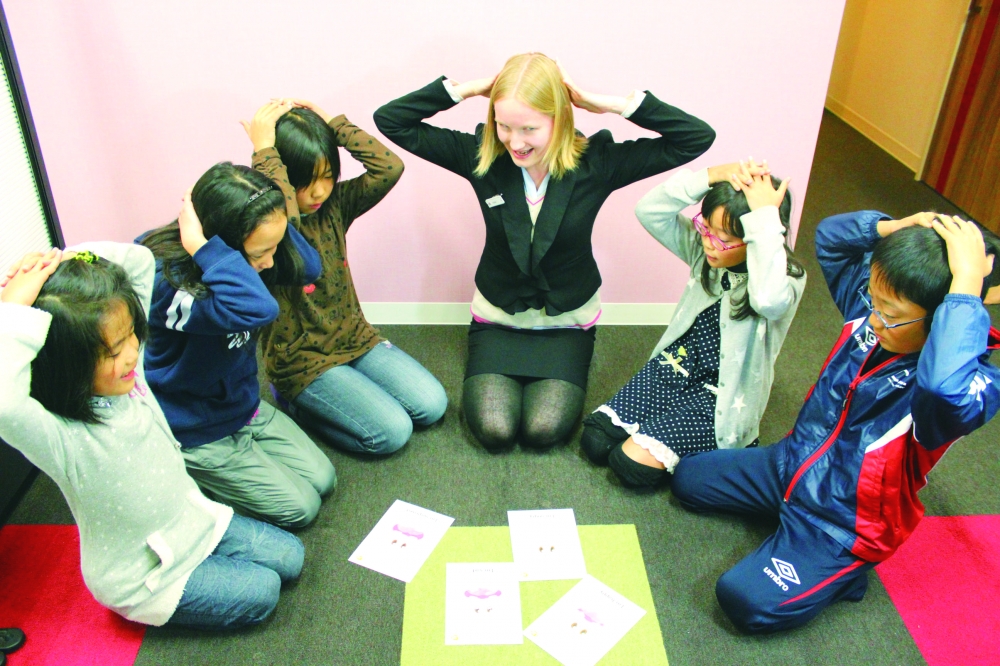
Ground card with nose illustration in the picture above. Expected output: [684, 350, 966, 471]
[523, 575, 646, 666]
[508, 509, 587, 581]
[444, 562, 523, 645]
[349, 500, 454, 582]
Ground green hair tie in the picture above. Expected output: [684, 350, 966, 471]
[72, 250, 99, 264]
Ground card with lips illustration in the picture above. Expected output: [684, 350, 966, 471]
[444, 562, 523, 645]
[508, 509, 587, 581]
[349, 500, 454, 583]
[524, 575, 646, 666]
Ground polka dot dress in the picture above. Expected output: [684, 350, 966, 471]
[605, 285, 728, 457]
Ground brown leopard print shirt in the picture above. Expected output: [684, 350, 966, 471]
[252, 115, 403, 400]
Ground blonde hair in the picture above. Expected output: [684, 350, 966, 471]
[474, 53, 587, 179]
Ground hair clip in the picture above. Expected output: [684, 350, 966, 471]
[246, 185, 274, 205]
[72, 250, 99, 264]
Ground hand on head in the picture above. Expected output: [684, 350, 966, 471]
[239, 99, 294, 152]
[177, 187, 208, 257]
[451, 76, 497, 101]
[726, 158, 789, 211]
[269, 98, 333, 124]
[0, 248, 65, 306]
[556, 60, 626, 114]
[929, 214, 990, 295]
[877, 211, 936, 237]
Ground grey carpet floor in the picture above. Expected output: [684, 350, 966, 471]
[10, 111, 998, 665]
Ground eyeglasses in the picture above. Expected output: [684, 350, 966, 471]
[692, 213, 747, 252]
[857, 288, 927, 329]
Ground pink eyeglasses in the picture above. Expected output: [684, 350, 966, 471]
[692, 213, 747, 251]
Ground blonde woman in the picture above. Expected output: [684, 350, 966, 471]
[375, 53, 714, 452]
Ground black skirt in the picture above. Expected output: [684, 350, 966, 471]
[465, 322, 596, 389]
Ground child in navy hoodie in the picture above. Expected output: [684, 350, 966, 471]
[140, 101, 334, 529]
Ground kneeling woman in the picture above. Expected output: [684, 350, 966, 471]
[375, 53, 715, 451]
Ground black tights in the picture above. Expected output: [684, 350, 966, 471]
[463, 374, 586, 451]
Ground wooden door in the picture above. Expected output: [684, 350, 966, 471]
[923, 0, 1000, 231]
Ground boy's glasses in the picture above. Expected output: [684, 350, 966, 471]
[857, 288, 927, 329]
[692, 213, 747, 251]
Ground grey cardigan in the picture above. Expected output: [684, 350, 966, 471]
[0, 242, 232, 625]
[636, 169, 806, 449]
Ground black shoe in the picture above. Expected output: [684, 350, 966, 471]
[0, 628, 25, 654]
[580, 411, 629, 465]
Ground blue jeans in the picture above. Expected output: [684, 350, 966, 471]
[168, 514, 304, 630]
[289, 340, 447, 455]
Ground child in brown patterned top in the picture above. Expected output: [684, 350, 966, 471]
[252, 99, 447, 456]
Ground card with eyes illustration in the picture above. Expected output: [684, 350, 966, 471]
[444, 562, 523, 645]
[350, 500, 454, 582]
[508, 509, 587, 581]
[524, 575, 647, 666]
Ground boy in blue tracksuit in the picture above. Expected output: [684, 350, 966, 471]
[672, 210, 1000, 633]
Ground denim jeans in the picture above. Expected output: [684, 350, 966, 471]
[167, 514, 304, 630]
[289, 340, 447, 455]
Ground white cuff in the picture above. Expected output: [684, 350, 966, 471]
[442, 79, 464, 104]
[621, 90, 646, 118]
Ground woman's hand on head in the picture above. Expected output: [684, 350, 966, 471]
[240, 100, 294, 152]
[930, 214, 990, 296]
[557, 61, 627, 114]
[0, 248, 64, 306]
[177, 189, 209, 257]
[728, 158, 788, 211]
[876, 212, 936, 237]
[451, 76, 496, 101]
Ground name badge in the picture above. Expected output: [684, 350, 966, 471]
[485, 194, 505, 208]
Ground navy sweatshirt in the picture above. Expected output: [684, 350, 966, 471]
[143, 228, 321, 446]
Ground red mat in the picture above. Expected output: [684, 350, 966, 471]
[0, 525, 145, 666]
[876, 515, 1000, 665]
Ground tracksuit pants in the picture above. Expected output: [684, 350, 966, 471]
[672, 444, 875, 633]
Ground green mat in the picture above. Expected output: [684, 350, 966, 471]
[400, 525, 669, 665]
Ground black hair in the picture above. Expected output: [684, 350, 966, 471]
[871, 219, 1000, 332]
[139, 162, 307, 297]
[698, 176, 805, 320]
[274, 107, 341, 210]
[31, 256, 148, 424]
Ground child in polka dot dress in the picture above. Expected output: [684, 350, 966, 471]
[581, 159, 806, 488]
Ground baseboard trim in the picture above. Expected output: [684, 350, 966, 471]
[360, 302, 677, 325]
[824, 97, 922, 172]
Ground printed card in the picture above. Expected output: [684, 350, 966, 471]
[523, 575, 647, 666]
[349, 500, 454, 583]
[444, 563, 523, 645]
[508, 509, 587, 581]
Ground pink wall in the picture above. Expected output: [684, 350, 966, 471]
[5, 1, 845, 304]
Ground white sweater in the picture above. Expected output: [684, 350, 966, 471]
[0, 242, 232, 625]
[635, 169, 806, 449]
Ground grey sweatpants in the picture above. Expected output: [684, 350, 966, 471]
[181, 402, 336, 528]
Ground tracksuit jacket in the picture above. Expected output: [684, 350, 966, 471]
[784, 210, 1000, 563]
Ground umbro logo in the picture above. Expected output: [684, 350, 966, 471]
[763, 558, 801, 592]
[854, 327, 879, 353]
[887, 369, 911, 390]
[968, 373, 993, 402]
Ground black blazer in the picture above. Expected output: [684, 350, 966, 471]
[374, 77, 715, 315]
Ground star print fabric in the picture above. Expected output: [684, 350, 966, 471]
[603, 300, 722, 459]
